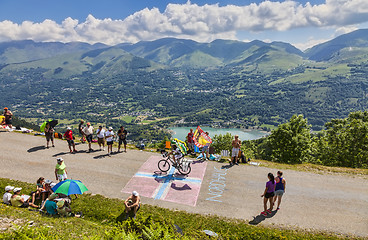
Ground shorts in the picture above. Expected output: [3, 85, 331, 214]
[119, 139, 127, 145]
[231, 147, 240, 157]
[107, 141, 113, 145]
[202, 145, 209, 153]
[265, 192, 275, 199]
[86, 134, 92, 143]
[275, 190, 284, 196]
[20, 202, 29, 208]
[46, 132, 54, 141]
[187, 142, 194, 150]
[5, 119, 12, 125]
[57, 173, 67, 182]
[97, 138, 105, 144]
[67, 139, 74, 146]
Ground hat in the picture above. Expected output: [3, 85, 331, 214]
[5, 186, 14, 191]
[57, 200, 65, 208]
[50, 183, 57, 188]
[57, 157, 63, 162]
[48, 193, 58, 200]
[87, 122, 90, 125]
[13, 187, 22, 193]
[132, 191, 139, 196]
[4, 107, 8, 110]
[45, 179, 52, 184]
[108, 127, 113, 130]
[67, 127, 71, 130]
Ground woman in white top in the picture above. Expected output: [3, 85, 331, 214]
[96, 126, 105, 151]
[105, 127, 115, 155]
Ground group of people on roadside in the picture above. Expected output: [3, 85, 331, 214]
[261, 171, 286, 216]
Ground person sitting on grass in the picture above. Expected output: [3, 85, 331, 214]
[10, 188, 38, 208]
[56, 200, 81, 218]
[63, 127, 77, 153]
[124, 191, 141, 218]
[43, 193, 58, 216]
[31, 177, 45, 205]
[3, 186, 14, 205]
[168, 144, 183, 167]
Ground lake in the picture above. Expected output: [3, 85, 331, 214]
[169, 127, 268, 141]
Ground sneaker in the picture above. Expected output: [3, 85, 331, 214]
[52, 145, 55, 147]
[74, 150, 78, 152]
[266, 209, 272, 214]
[276, 207, 280, 211]
[70, 150, 73, 153]
[261, 211, 267, 216]
[235, 162, 239, 165]
[103, 148, 105, 151]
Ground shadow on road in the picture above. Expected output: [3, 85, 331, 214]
[171, 183, 191, 191]
[221, 164, 233, 169]
[249, 210, 277, 225]
[93, 151, 117, 159]
[27, 145, 46, 153]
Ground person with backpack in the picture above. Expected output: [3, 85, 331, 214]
[273, 171, 286, 210]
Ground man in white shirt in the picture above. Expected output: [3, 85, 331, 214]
[105, 127, 115, 155]
[96, 126, 105, 151]
[83, 122, 94, 152]
[3, 186, 14, 205]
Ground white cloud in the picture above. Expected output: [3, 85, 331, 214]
[0, 0, 367, 44]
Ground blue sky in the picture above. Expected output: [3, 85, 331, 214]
[0, 0, 367, 50]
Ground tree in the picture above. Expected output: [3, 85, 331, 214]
[211, 133, 233, 154]
[266, 114, 312, 164]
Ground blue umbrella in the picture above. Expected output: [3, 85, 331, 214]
[51, 179, 88, 196]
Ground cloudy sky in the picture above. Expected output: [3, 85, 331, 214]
[0, 0, 367, 50]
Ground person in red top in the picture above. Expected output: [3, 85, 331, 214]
[63, 127, 77, 153]
[186, 128, 194, 153]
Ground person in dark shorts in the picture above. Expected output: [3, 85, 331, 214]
[83, 122, 94, 152]
[3, 107, 13, 129]
[260, 173, 276, 216]
[78, 120, 85, 143]
[45, 122, 55, 148]
[273, 171, 286, 210]
[186, 128, 194, 154]
[63, 127, 77, 153]
[118, 126, 128, 152]
[96, 126, 105, 151]
[105, 127, 115, 155]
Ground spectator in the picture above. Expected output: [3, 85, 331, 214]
[124, 191, 141, 218]
[3, 186, 14, 205]
[118, 126, 128, 153]
[44, 122, 55, 148]
[83, 122, 94, 152]
[78, 120, 85, 143]
[10, 188, 38, 208]
[44, 193, 58, 215]
[231, 135, 241, 165]
[55, 158, 68, 182]
[105, 127, 115, 155]
[63, 127, 77, 153]
[56, 200, 81, 218]
[186, 128, 194, 154]
[261, 173, 276, 216]
[31, 177, 45, 205]
[274, 171, 286, 210]
[96, 126, 105, 151]
[202, 132, 211, 160]
[3, 107, 13, 129]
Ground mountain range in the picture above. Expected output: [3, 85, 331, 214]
[0, 29, 367, 130]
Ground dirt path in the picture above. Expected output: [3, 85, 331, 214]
[0, 131, 367, 237]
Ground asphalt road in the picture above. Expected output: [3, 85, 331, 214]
[0, 131, 367, 237]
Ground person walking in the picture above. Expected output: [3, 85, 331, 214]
[231, 135, 241, 165]
[55, 158, 68, 182]
[78, 120, 85, 143]
[261, 173, 276, 216]
[63, 127, 77, 153]
[118, 126, 128, 152]
[45, 122, 55, 148]
[273, 171, 286, 210]
[96, 126, 105, 151]
[83, 122, 94, 152]
[105, 127, 115, 155]
[3, 107, 13, 129]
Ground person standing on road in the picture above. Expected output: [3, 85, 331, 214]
[231, 135, 241, 165]
[118, 126, 128, 152]
[96, 126, 105, 151]
[55, 157, 68, 182]
[3, 107, 13, 129]
[83, 122, 94, 152]
[186, 128, 194, 154]
[63, 127, 77, 153]
[78, 120, 85, 143]
[261, 173, 276, 216]
[274, 171, 286, 210]
[45, 122, 55, 148]
[105, 127, 115, 155]
[202, 132, 211, 160]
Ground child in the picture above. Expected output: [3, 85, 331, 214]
[63, 127, 77, 153]
[260, 173, 276, 216]
[3, 186, 14, 205]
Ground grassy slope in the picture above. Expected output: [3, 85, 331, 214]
[0, 178, 362, 239]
